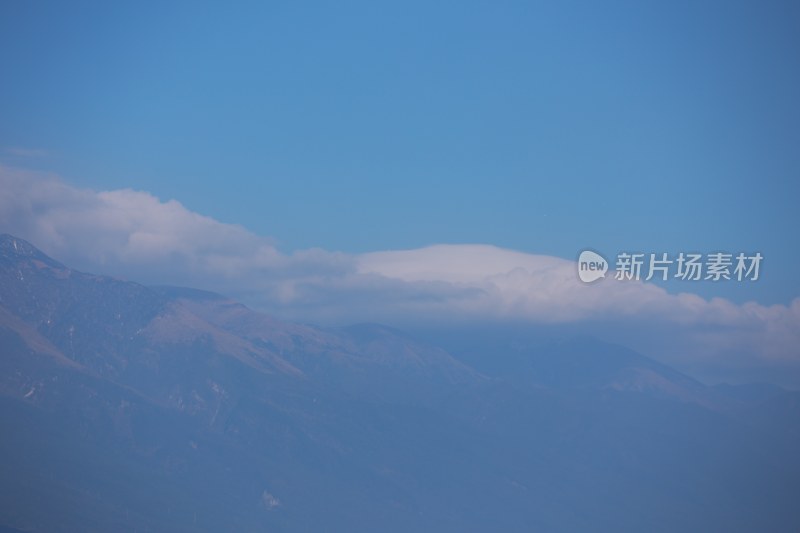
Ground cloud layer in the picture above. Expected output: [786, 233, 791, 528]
[0, 165, 351, 289]
[2, 165, 799, 385]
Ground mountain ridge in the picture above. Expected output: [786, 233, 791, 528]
[2, 234, 799, 532]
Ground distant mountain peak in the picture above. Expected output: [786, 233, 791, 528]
[0, 233, 66, 270]
[1, 234, 38, 255]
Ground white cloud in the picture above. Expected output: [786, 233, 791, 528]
[357, 245, 800, 379]
[0, 165, 352, 288]
[1, 165, 799, 384]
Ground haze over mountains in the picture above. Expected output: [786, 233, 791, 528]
[1, 233, 798, 532]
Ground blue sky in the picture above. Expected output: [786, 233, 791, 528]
[1, 0, 799, 306]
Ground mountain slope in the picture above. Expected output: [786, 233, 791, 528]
[1, 234, 799, 533]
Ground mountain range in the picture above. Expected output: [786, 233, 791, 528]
[0, 234, 798, 532]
